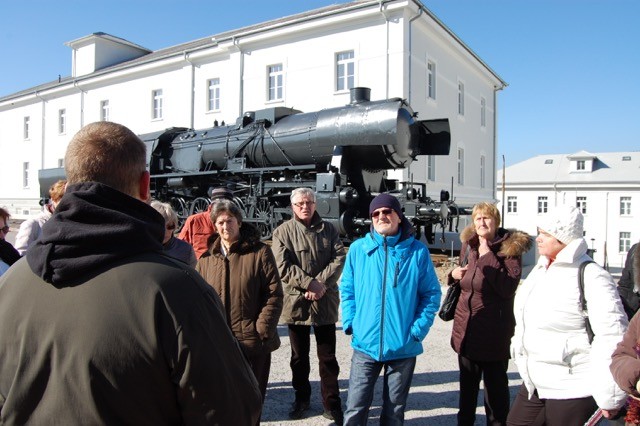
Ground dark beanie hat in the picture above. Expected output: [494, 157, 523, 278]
[209, 187, 233, 201]
[369, 193, 403, 218]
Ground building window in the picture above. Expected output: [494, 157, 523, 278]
[58, 158, 64, 168]
[24, 116, 30, 139]
[480, 97, 486, 127]
[427, 155, 435, 181]
[457, 81, 465, 115]
[336, 51, 354, 92]
[538, 196, 548, 214]
[427, 60, 436, 100]
[152, 89, 163, 120]
[207, 78, 221, 111]
[576, 196, 587, 214]
[620, 196, 631, 215]
[620, 232, 631, 253]
[23, 162, 29, 188]
[480, 155, 486, 188]
[58, 109, 66, 134]
[576, 160, 585, 170]
[457, 147, 464, 185]
[267, 64, 283, 101]
[100, 100, 110, 121]
[507, 196, 518, 213]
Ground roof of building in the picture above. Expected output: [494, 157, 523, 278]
[497, 151, 640, 185]
[1, 0, 505, 102]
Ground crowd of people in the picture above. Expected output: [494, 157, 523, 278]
[0, 121, 639, 426]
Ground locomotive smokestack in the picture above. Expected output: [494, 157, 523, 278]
[350, 87, 371, 104]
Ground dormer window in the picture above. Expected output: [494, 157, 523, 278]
[576, 160, 585, 170]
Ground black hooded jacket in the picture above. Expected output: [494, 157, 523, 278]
[0, 182, 261, 425]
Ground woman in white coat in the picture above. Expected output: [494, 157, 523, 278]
[508, 205, 628, 426]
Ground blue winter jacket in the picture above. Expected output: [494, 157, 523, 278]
[340, 226, 441, 361]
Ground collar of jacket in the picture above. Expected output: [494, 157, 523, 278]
[293, 211, 324, 232]
[537, 237, 588, 268]
[209, 222, 262, 257]
[460, 224, 532, 258]
[363, 228, 414, 256]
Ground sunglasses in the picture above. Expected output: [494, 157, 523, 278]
[371, 208, 394, 218]
[293, 201, 315, 208]
[166, 223, 176, 231]
[0, 226, 9, 233]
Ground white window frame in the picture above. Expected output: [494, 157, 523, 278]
[576, 160, 586, 170]
[620, 196, 631, 216]
[538, 196, 548, 214]
[427, 59, 436, 100]
[480, 155, 486, 188]
[619, 231, 631, 253]
[152, 89, 163, 120]
[207, 78, 221, 111]
[507, 196, 518, 213]
[58, 109, 66, 134]
[58, 158, 64, 168]
[427, 155, 435, 181]
[267, 64, 284, 101]
[24, 116, 30, 140]
[457, 81, 465, 116]
[480, 96, 486, 127]
[336, 51, 354, 92]
[457, 147, 464, 185]
[100, 100, 110, 121]
[23, 162, 29, 188]
[576, 196, 587, 214]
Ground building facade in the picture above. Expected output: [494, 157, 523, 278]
[497, 151, 640, 270]
[0, 0, 505, 220]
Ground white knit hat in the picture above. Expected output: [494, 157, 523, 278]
[538, 205, 584, 245]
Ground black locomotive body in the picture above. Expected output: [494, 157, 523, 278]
[40, 87, 467, 243]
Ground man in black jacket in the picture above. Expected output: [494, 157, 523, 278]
[0, 121, 261, 425]
[619, 243, 639, 320]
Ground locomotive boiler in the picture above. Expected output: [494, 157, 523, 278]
[40, 87, 468, 243]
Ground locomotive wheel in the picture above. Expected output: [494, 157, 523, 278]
[170, 197, 189, 226]
[248, 198, 274, 240]
[190, 197, 211, 215]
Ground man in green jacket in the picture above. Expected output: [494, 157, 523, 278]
[272, 187, 347, 425]
[0, 121, 261, 425]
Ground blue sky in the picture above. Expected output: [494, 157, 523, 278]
[1, 0, 638, 166]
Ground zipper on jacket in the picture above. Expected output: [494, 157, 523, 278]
[393, 261, 399, 287]
[379, 236, 388, 360]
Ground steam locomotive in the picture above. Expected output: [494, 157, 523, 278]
[39, 87, 468, 244]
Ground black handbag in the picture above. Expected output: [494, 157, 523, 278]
[438, 245, 470, 322]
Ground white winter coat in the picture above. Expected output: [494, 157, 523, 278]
[14, 210, 51, 256]
[511, 238, 628, 410]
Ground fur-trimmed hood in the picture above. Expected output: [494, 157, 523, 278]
[459, 224, 532, 258]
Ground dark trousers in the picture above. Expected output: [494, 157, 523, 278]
[247, 351, 271, 426]
[507, 383, 598, 426]
[458, 354, 510, 426]
[288, 324, 341, 412]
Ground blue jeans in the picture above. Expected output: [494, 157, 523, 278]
[344, 350, 416, 425]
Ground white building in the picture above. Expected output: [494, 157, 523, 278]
[0, 0, 505, 220]
[497, 151, 640, 270]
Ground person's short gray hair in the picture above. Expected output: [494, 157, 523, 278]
[290, 187, 316, 204]
[210, 199, 243, 225]
[150, 200, 178, 227]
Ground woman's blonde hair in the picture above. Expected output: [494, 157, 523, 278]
[472, 202, 501, 227]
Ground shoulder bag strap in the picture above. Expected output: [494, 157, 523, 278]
[578, 260, 595, 344]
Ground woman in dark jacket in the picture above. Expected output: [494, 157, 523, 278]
[196, 199, 283, 416]
[448, 202, 531, 426]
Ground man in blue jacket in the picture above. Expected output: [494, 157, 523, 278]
[340, 193, 442, 425]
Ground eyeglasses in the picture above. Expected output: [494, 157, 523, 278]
[0, 226, 9, 234]
[166, 223, 176, 231]
[293, 201, 315, 208]
[371, 208, 394, 219]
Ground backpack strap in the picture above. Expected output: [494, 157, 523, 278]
[578, 260, 595, 344]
